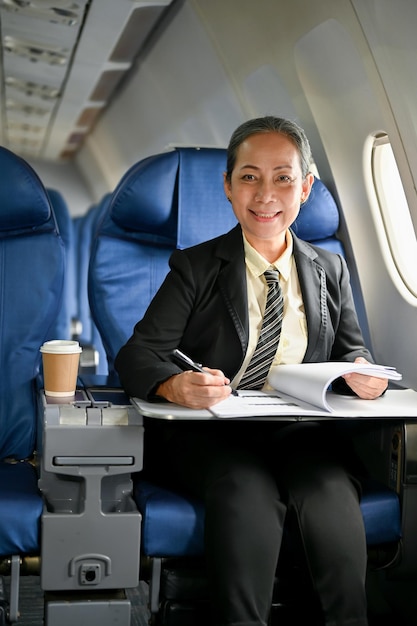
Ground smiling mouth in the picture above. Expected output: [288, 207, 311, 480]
[251, 210, 281, 219]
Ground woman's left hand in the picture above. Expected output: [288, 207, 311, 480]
[342, 356, 388, 399]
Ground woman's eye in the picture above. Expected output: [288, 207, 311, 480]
[240, 173, 295, 184]
[277, 175, 293, 184]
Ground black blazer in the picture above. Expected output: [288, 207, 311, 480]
[115, 225, 372, 400]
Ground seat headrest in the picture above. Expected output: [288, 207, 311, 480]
[107, 147, 237, 247]
[292, 176, 339, 242]
[0, 147, 52, 232]
[110, 151, 180, 237]
[176, 147, 236, 249]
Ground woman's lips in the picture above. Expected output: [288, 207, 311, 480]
[251, 210, 281, 219]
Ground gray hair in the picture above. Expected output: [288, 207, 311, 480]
[225, 116, 312, 182]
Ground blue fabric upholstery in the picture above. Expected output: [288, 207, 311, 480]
[74, 196, 109, 374]
[292, 176, 339, 242]
[0, 147, 65, 556]
[47, 188, 75, 340]
[360, 479, 401, 545]
[0, 151, 50, 231]
[291, 176, 345, 256]
[135, 480, 205, 557]
[76, 206, 98, 345]
[0, 463, 43, 555]
[88, 148, 401, 565]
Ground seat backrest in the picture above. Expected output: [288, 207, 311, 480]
[88, 148, 238, 375]
[292, 175, 344, 254]
[0, 147, 65, 460]
[74, 195, 110, 374]
[47, 188, 75, 340]
[76, 203, 102, 347]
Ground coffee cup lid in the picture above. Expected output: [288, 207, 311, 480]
[40, 340, 82, 354]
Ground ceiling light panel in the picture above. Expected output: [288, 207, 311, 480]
[0, 1, 81, 27]
[0, 0, 88, 157]
[0, 0, 176, 161]
[5, 76, 60, 100]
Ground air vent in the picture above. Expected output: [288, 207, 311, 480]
[0, 0, 81, 26]
[6, 76, 60, 99]
[7, 136, 43, 153]
[6, 99, 50, 116]
[7, 121, 43, 133]
[7, 134, 41, 146]
[4, 35, 69, 64]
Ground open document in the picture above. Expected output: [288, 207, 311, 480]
[132, 362, 417, 421]
[208, 362, 408, 418]
[267, 362, 402, 411]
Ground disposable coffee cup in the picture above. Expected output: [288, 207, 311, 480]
[40, 340, 82, 397]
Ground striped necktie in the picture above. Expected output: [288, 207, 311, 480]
[238, 269, 284, 390]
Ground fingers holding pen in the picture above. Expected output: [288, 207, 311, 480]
[157, 369, 234, 409]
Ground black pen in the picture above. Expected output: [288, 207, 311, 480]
[171, 349, 239, 396]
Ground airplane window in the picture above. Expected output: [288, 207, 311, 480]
[371, 134, 417, 297]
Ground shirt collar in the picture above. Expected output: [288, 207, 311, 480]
[243, 230, 293, 281]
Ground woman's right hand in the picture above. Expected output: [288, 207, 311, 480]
[156, 368, 233, 409]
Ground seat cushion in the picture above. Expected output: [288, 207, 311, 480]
[360, 478, 401, 545]
[0, 462, 42, 556]
[135, 480, 205, 557]
[135, 477, 401, 557]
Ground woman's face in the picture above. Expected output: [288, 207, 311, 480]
[224, 131, 313, 258]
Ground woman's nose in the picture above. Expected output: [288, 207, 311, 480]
[255, 180, 276, 201]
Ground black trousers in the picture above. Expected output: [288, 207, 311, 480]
[149, 420, 368, 626]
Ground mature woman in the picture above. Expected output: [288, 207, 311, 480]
[116, 116, 387, 626]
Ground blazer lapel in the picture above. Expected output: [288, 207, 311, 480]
[212, 228, 330, 365]
[292, 235, 328, 362]
[216, 226, 249, 357]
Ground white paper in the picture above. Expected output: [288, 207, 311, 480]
[267, 362, 402, 411]
[209, 390, 324, 418]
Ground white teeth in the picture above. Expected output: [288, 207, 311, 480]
[254, 212, 277, 218]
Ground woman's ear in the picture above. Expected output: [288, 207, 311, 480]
[301, 172, 315, 203]
[223, 172, 232, 202]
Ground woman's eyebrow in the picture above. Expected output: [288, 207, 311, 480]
[238, 163, 294, 171]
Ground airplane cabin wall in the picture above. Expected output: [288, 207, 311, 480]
[76, 0, 417, 388]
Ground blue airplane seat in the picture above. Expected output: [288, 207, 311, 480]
[76, 205, 97, 347]
[0, 147, 65, 618]
[74, 196, 110, 374]
[87, 149, 402, 624]
[89, 195, 111, 375]
[292, 175, 345, 255]
[71, 215, 83, 338]
[46, 188, 76, 340]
